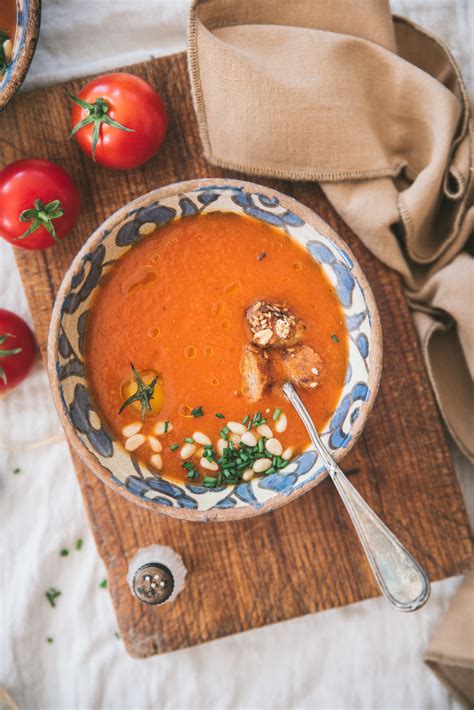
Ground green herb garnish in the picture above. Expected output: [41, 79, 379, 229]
[60, 549, 69, 557]
[75, 538, 83, 550]
[170, 443, 180, 451]
[331, 334, 340, 343]
[99, 579, 108, 589]
[184, 437, 194, 444]
[215, 413, 225, 419]
[118, 364, 158, 421]
[272, 408, 282, 421]
[191, 406, 204, 418]
[12, 467, 21, 475]
[164, 421, 170, 433]
[45, 588, 61, 608]
[46, 637, 54, 644]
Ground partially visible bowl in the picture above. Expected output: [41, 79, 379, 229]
[0, 0, 41, 111]
[48, 178, 383, 522]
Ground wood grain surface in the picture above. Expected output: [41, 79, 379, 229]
[0, 52, 471, 658]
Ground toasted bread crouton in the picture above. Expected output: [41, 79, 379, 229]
[240, 344, 272, 402]
[275, 344, 323, 391]
[246, 300, 306, 349]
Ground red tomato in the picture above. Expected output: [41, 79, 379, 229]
[68, 72, 168, 170]
[0, 159, 81, 251]
[0, 309, 36, 394]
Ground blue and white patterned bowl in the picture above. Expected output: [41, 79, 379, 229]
[48, 179, 382, 522]
[0, 0, 40, 111]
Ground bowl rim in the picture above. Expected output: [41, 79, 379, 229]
[0, 0, 41, 111]
[47, 177, 383, 522]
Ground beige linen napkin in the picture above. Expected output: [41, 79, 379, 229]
[188, 0, 474, 462]
[424, 572, 474, 708]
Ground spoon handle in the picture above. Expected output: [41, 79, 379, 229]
[282, 382, 430, 611]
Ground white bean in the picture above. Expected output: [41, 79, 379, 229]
[200, 457, 219, 471]
[240, 431, 257, 447]
[217, 438, 228, 456]
[3, 39, 12, 62]
[180, 443, 197, 459]
[154, 421, 173, 435]
[242, 468, 254, 481]
[227, 421, 246, 435]
[274, 413, 288, 433]
[148, 436, 163, 453]
[125, 434, 146, 452]
[256, 424, 273, 439]
[122, 422, 142, 438]
[252, 458, 272, 473]
[150, 453, 163, 470]
[282, 447, 294, 461]
[265, 437, 283, 456]
[193, 431, 212, 446]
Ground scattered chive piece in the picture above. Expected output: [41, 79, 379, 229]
[184, 437, 194, 444]
[164, 421, 170, 433]
[331, 334, 340, 343]
[215, 413, 225, 419]
[170, 443, 180, 451]
[258, 439, 264, 453]
[242, 415, 250, 425]
[114, 632, 120, 640]
[13, 467, 21, 475]
[99, 579, 108, 589]
[273, 408, 282, 421]
[75, 538, 83, 550]
[59, 549, 69, 557]
[45, 588, 61, 608]
[46, 637, 54, 644]
[203, 476, 217, 488]
[191, 406, 204, 417]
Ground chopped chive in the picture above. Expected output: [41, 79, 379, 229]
[99, 579, 108, 589]
[266, 467, 276, 475]
[45, 588, 61, 608]
[273, 408, 282, 421]
[203, 477, 217, 488]
[191, 406, 204, 417]
[331, 334, 340, 343]
[164, 421, 170, 433]
[59, 549, 69, 557]
[75, 538, 83, 550]
[215, 413, 225, 419]
[184, 437, 194, 444]
[13, 467, 21, 475]
[46, 637, 54, 644]
[242, 415, 250, 425]
[258, 439, 264, 453]
[170, 443, 180, 451]
[114, 632, 120, 640]
[247, 420, 253, 430]
[182, 461, 194, 470]
[186, 469, 198, 480]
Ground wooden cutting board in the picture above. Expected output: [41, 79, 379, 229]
[1, 52, 471, 658]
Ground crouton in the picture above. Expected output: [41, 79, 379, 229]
[274, 344, 323, 391]
[240, 344, 273, 402]
[246, 300, 306, 349]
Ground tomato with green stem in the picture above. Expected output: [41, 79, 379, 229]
[67, 72, 168, 170]
[0, 309, 36, 394]
[0, 159, 81, 250]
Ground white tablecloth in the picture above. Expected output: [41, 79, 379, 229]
[1, 1, 472, 708]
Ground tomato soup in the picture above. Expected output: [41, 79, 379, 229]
[0, 0, 17, 73]
[85, 212, 348, 485]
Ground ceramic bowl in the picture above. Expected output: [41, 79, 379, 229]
[48, 179, 382, 522]
[0, 0, 41, 110]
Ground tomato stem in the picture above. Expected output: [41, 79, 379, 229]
[16, 198, 64, 243]
[118, 363, 158, 421]
[0, 333, 22, 385]
[67, 91, 134, 161]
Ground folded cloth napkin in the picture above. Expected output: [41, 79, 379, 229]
[424, 572, 474, 708]
[188, 0, 474, 462]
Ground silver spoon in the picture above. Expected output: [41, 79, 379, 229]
[282, 382, 430, 612]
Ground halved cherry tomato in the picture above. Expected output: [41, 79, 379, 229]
[68, 72, 168, 170]
[0, 159, 81, 250]
[0, 309, 36, 394]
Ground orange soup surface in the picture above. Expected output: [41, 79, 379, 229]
[0, 0, 17, 56]
[85, 213, 348, 484]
